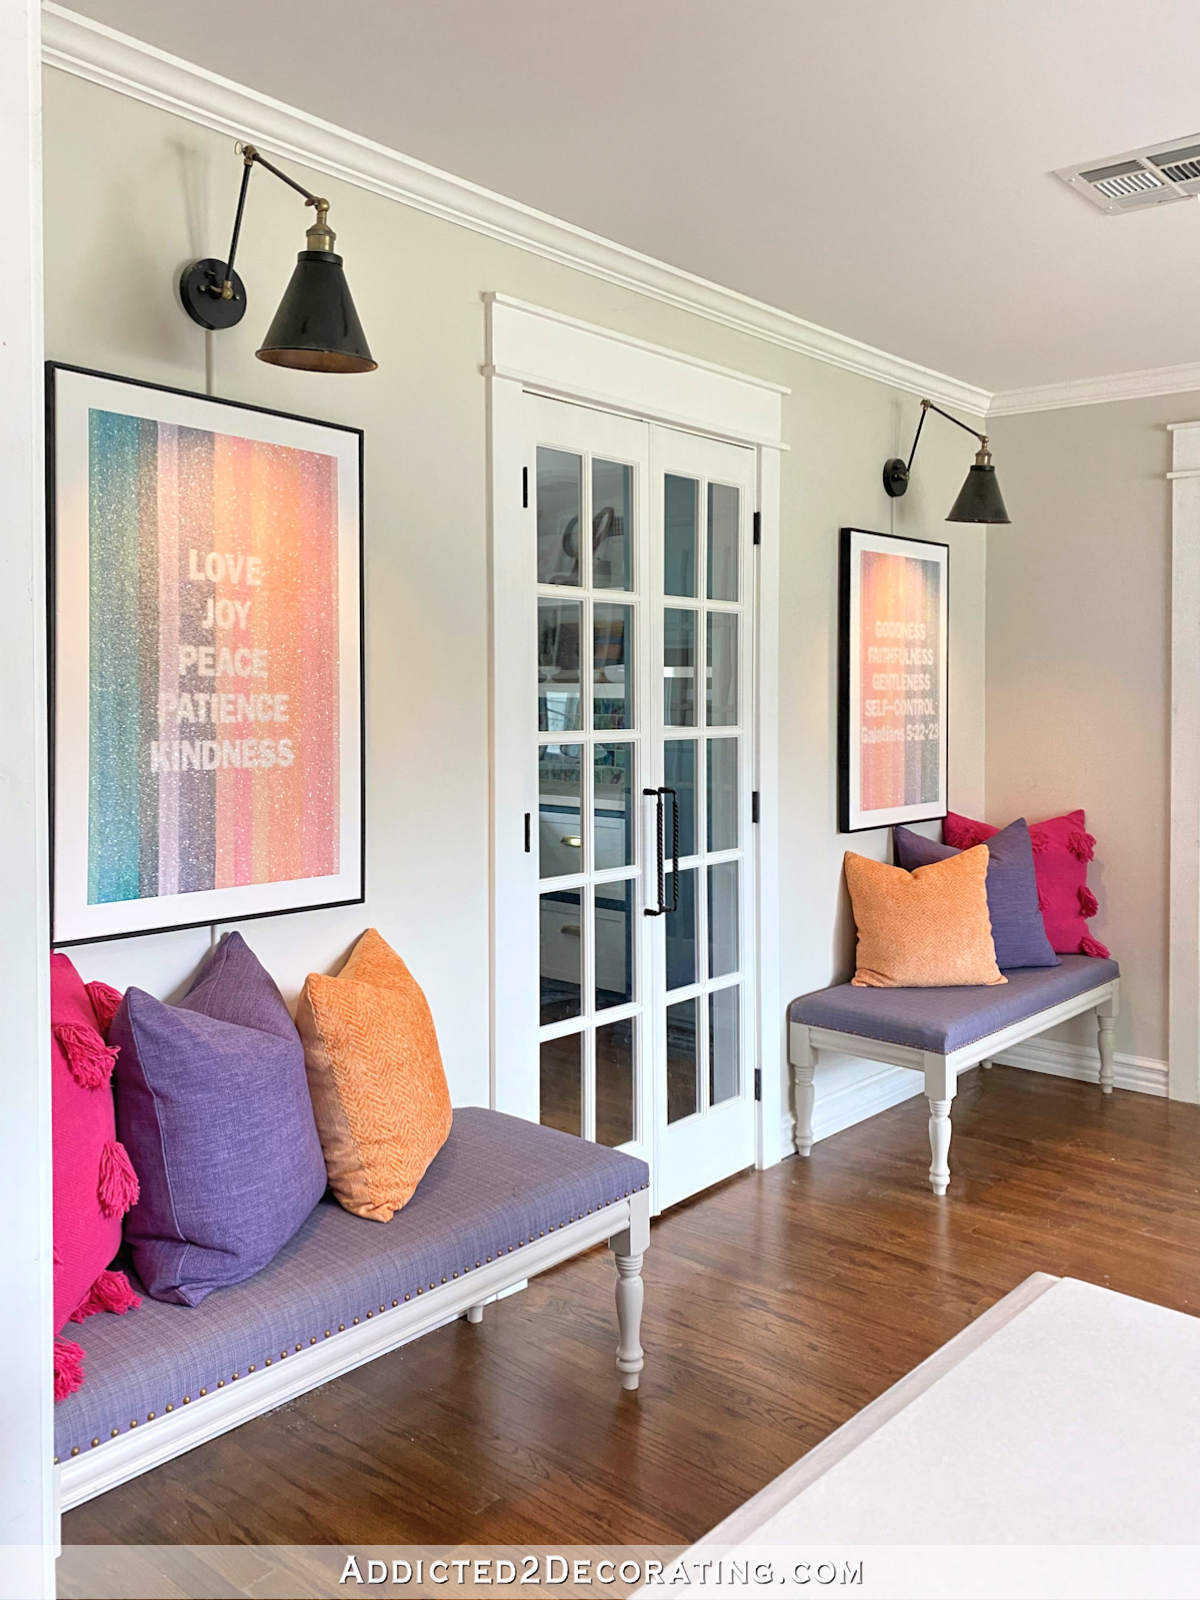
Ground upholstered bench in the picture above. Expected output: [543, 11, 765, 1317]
[54, 1107, 650, 1511]
[788, 955, 1120, 1195]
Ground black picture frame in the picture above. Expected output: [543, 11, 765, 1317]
[46, 362, 366, 945]
[837, 525, 949, 835]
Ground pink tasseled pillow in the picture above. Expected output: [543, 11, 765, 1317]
[51, 954, 141, 1401]
[943, 809, 1110, 959]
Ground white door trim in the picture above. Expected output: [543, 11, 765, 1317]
[1, 0, 55, 1593]
[484, 297, 785, 1170]
[1168, 420, 1200, 1104]
[484, 294, 789, 448]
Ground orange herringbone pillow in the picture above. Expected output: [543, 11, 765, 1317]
[296, 929, 452, 1220]
[844, 845, 1006, 989]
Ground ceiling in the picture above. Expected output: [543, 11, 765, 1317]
[60, 0, 1200, 393]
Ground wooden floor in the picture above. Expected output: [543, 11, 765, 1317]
[66, 1067, 1200, 1547]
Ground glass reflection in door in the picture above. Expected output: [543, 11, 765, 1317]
[536, 432, 644, 1153]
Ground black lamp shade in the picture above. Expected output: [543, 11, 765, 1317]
[946, 462, 1010, 524]
[256, 249, 377, 373]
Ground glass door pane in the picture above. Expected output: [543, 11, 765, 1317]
[531, 400, 650, 1159]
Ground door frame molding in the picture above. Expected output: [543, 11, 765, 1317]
[1168, 420, 1200, 1104]
[483, 293, 788, 1169]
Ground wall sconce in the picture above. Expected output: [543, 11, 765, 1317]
[883, 399, 1009, 523]
[179, 142, 377, 373]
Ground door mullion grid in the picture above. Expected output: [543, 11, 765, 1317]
[663, 970, 741, 1005]
[579, 448, 596, 1139]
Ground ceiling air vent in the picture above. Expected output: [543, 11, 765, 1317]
[1055, 135, 1200, 213]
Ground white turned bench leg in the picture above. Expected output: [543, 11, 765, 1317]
[791, 1025, 816, 1157]
[1096, 987, 1119, 1095]
[923, 1053, 955, 1196]
[980, 1057, 993, 1069]
[609, 1187, 650, 1390]
[927, 1099, 953, 1195]
[613, 1253, 644, 1390]
[465, 1304, 484, 1324]
[1098, 1014, 1116, 1095]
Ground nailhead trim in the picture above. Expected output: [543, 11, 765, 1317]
[57, 1181, 651, 1461]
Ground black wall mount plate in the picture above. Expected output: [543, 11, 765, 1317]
[179, 258, 248, 331]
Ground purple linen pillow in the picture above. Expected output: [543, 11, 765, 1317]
[893, 817, 1060, 971]
[111, 932, 327, 1305]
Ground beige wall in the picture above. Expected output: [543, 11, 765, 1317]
[42, 68, 987, 1130]
[988, 394, 1195, 1065]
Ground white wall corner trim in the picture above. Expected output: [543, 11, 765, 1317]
[995, 1039, 1168, 1098]
[1168, 420, 1200, 1104]
[990, 363, 1200, 417]
[40, 3, 990, 417]
[1, 1, 54, 1593]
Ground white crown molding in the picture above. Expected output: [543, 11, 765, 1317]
[45, 5, 1200, 420]
[990, 362, 1200, 417]
[40, 4, 991, 416]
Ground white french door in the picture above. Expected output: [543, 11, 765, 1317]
[494, 393, 759, 1211]
[647, 425, 758, 1210]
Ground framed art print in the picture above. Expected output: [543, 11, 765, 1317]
[838, 526, 948, 834]
[47, 364, 364, 944]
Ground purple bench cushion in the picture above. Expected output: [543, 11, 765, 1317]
[788, 954, 1119, 1056]
[54, 1107, 647, 1462]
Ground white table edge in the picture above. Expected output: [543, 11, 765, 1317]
[699, 1272, 1062, 1548]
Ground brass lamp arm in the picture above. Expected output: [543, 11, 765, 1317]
[903, 398, 990, 475]
[219, 142, 331, 300]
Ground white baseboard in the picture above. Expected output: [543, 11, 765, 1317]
[780, 1063, 923, 1155]
[995, 1039, 1169, 1097]
[779, 1039, 1168, 1155]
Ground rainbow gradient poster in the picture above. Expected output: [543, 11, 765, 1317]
[838, 528, 948, 833]
[49, 367, 363, 943]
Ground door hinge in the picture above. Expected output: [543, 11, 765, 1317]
[752, 510, 761, 546]
[523, 811, 531, 853]
[522, 466, 529, 508]
[754, 1067, 762, 1102]
[751, 790, 760, 824]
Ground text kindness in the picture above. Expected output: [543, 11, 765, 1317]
[149, 548, 295, 774]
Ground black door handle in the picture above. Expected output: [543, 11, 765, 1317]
[660, 786, 680, 914]
[643, 787, 666, 916]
